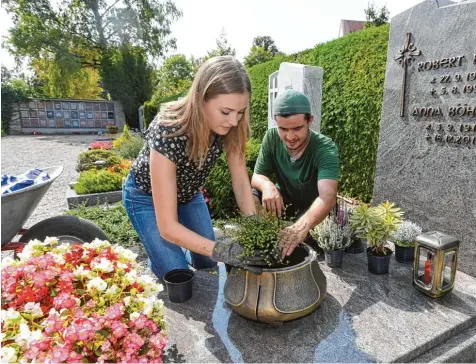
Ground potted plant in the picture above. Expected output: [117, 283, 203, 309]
[106, 124, 118, 134]
[217, 210, 289, 267]
[218, 210, 327, 323]
[350, 201, 403, 275]
[393, 220, 422, 263]
[309, 212, 352, 268]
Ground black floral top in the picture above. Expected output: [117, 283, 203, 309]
[131, 120, 223, 203]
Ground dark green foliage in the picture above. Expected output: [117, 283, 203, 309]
[1, 67, 29, 134]
[64, 203, 139, 248]
[73, 170, 123, 195]
[143, 101, 158, 130]
[204, 138, 262, 219]
[76, 150, 122, 172]
[101, 45, 154, 128]
[247, 25, 390, 202]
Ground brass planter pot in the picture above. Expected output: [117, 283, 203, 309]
[224, 244, 327, 323]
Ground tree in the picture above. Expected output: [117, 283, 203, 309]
[4, 0, 182, 68]
[30, 54, 103, 99]
[251, 36, 280, 56]
[364, 3, 389, 27]
[206, 28, 236, 58]
[101, 44, 154, 128]
[244, 36, 282, 68]
[151, 54, 194, 105]
[4, 0, 181, 124]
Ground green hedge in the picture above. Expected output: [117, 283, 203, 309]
[247, 25, 389, 202]
[204, 138, 262, 219]
[143, 101, 158, 130]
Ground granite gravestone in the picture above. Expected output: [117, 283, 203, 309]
[373, 0, 476, 276]
[268, 62, 323, 132]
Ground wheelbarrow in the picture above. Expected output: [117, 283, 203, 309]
[1, 165, 108, 253]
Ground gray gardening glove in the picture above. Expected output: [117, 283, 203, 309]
[212, 239, 269, 274]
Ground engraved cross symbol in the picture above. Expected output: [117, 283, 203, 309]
[394, 33, 421, 117]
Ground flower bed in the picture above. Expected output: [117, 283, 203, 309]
[1, 238, 167, 363]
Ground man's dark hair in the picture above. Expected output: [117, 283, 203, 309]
[275, 113, 312, 121]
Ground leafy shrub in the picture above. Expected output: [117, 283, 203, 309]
[64, 203, 139, 248]
[350, 201, 403, 255]
[113, 124, 133, 149]
[117, 136, 145, 159]
[143, 100, 158, 130]
[204, 138, 262, 219]
[108, 159, 132, 177]
[76, 149, 122, 172]
[217, 210, 288, 266]
[73, 169, 123, 195]
[247, 25, 390, 202]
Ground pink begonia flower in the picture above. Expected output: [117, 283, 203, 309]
[101, 340, 112, 352]
[33, 273, 46, 287]
[105, 302, 125, 320]
[53, 292, 78, 310]
[132, 313, 148, 330]
[150, 332, 168, 350]
[50, 342, 72, 362]
[127, 332, 145, 350]
[59, 270, 74, 282]
[86, 299, 96, 308]
[63, 326, 78, 342]
[145, 320, 159, 333]
[111, 321, 128, 338]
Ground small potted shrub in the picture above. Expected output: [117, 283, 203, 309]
[107, 124, 118, 134]
[309, 212, 352, 268]
[217, 210, 289, 267]
[393, 220, 422, 263]
[350, 201, 403, 275]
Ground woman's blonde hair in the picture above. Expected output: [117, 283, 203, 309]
[157, 56, 251, 167]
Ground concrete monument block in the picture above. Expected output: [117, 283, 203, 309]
[268, 62, 323, 132]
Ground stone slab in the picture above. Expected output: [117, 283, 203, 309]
[268, 62, 323, 132]
[372, 0, 476, 276]
[66, 187, 122, 209]
[158, 246, 476, 363]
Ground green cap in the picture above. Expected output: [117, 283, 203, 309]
[273, 89, 311, 115]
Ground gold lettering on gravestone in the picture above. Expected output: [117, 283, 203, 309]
[411, 54, 476, 147]
[394, 32, 422, 117]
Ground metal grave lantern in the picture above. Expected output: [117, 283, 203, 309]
[413, 231, 460, 298]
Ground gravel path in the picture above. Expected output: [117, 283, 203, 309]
[1, 134, 98, 228]
[1, 134, 152, 269]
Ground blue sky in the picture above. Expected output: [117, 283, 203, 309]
[0, 0, 426, 71]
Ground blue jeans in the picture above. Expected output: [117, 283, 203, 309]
[122, 171, 217, 281]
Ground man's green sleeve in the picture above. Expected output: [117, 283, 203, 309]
[317, 140, 340, 181]
[254, 129, 275, 178]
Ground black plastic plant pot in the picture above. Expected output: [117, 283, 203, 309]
[345, 238, 365, 254]
[324, 250, 343, 268]
[163, 269, 195, 303]
[367, 248, 392, 275]
[395, 245, 415, 264]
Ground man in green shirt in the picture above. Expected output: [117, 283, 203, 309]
[251, 90, 340, 258]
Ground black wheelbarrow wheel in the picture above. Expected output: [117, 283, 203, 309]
[19, 215, 109, 245]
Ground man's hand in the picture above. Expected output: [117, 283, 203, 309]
[261, 183, 285, 217]
[278, 219, 309, 257]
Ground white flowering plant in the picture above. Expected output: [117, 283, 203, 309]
[393, 220, 423, 247]
[309, 212, 353, 252]
[1, 238, 167, 363]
